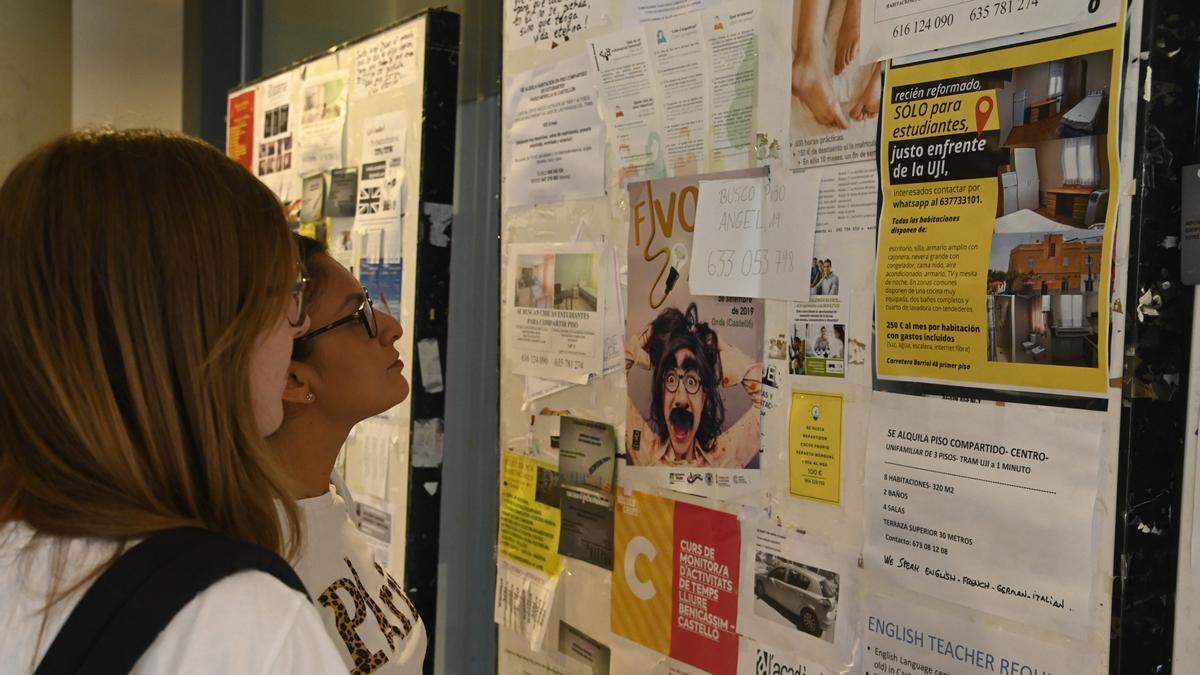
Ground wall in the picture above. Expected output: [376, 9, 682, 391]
[72, 0, 184, 130]
[0, 0, 72, 178]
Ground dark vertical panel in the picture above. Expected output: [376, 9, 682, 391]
[405, 10, 460, 673]
[181, 0, 245, 149]
[434, 0, 502, 672]
[1111, 1, 1199, 672]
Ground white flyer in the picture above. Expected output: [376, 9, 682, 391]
[647, 11, 709, 177]
[495, 558, 560, 652]
[739, 516, 858, 668]
[704, 0, 760, 168]
[862, 0, 1120, 62]
[354, 112, 408, 232]
[294, 70, 349, 176]
[253, 72, 296, 197]
[588, 26, 669, 183]
[864, 392, 1104, 632]
[352, 25, 420, 100]
[863, 593, 1093, 674]
[504, 0, 608, 50]
[625, 0, 718, 25]
[507, 243, 604, 384]
[504, 56, 606, 209]
[689, 171, 820, 300]
[737, 637, 843, 675]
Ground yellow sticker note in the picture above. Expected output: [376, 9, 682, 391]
[498, 451, 564, 577]
[788, 391, 842, 504]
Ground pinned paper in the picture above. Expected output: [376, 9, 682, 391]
[417, 338, 445, 394]
[689, 172, 820, 300]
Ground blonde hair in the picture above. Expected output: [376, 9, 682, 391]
[0, 129, 302, 567]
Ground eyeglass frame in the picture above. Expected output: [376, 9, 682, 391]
[663, 368, 701, 395]
[294, 289, 378, 344]
[287, 267, 309, 327]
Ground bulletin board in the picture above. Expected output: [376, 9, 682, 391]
[226, 9, 459, 645]
[495, 1, 1141, 674]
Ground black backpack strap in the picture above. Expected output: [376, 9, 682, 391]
[34, 526, 309, 675]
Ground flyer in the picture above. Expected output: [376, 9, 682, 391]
[611, 491, 740, 675]
[787, 297, 848, 378]
[507, 243, 605, 384]
[789, 0, 879, 170]
[496, 558, 561, 652]
[557, 621, 611, 675]
[588, 26, 669, 184]
[738, 518, 856, 667]
[357, 227, 403, 322]
[253, 73, 294, 196]
[226, 89, 255, 171]
[504, 56, 606, 209]
[788, 390, 842, 504]
[559, 486, 614, 570]
[524, 242, 624, 403]
[647, 11, 709, 177]
[352, 25, 419, 100]
[688, 171, 820, 300]
[864, 392, 1104, 632]
[327, 168, 358, 218]
[875, 26, 1121, 396]
[499, 451, 566, 578]
[862, 593, 1091, 675]
[862, 0, 1120, 62]
[294, 70, 348, 176]
[626, 0, 718, 25]
[737, 637, 839, 675]
[703, 0, 759, 168]
[623, 171, 765, 496]
[300, 173, 325, 224]
[505, 0, 608, 50]
[559, 416, 617, 492]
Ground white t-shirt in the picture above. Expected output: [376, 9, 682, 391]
[0, 522, 345, 674]
[294, 489, 427, 675]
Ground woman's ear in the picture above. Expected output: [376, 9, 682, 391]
[281, 362, 318, 404]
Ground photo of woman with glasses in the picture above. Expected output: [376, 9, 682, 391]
[624, 303, 763, 468]
[268, 234, 426, 675]
[0, 129, 345, 673]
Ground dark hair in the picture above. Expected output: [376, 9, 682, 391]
[291, 233, 329, 360]
[647, 303, 724, 451]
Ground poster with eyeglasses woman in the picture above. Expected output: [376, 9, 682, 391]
[624, 169, 766, 498]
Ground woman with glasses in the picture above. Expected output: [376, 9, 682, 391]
[269, 234, 426, 674]
[0, 129, 344, 673]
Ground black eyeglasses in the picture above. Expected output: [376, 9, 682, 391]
[287, 267, 309, 327]
[664, 369, 701, 395]
[295, 290, 378, 344]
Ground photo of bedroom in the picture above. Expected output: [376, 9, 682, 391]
[514, 254, 554, 309]
[551, 253, 599, 312]
[992, 50, 1113, 229]
[982, 50, 1112, 369]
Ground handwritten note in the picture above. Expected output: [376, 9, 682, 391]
[505, 0, 607, 49]
[689, 172, 820, 300]
[352, 27, 419, 100]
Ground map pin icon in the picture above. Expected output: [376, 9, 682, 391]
[975, 95, 994, 137]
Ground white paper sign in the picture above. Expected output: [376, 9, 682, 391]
[739, 516, 858, 666]
[625, 0, 718, 25]
[352, 26, 419, 100]
[689, 172, 819, 300]
[356, 420, 392, 502]
[495, 558, 560, 652]
[863, 0, 1120, 62]
[294, 70, 348, 176]
[864, 392, 1103, 633]
[504, 56, 606, 209]
[505, 0, 607, 50]
[506, 243, 604, 384]
[863, 593, 1092, 675]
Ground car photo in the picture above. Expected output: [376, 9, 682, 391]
[753, 559, 838, 639]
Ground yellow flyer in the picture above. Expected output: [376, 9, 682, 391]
[787, 391, 842, 504]
[497, 451, 564, 577]
[876, 25, 1122, 396]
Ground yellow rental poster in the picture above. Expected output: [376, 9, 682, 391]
[788, 391, 843, 504]
[498, 452, 565, 577]
[876, 25, 1122, 396]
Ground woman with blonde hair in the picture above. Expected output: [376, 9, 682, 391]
[0, 129, 344, 673]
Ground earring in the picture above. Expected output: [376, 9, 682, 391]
[305, 393, 316, 402]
